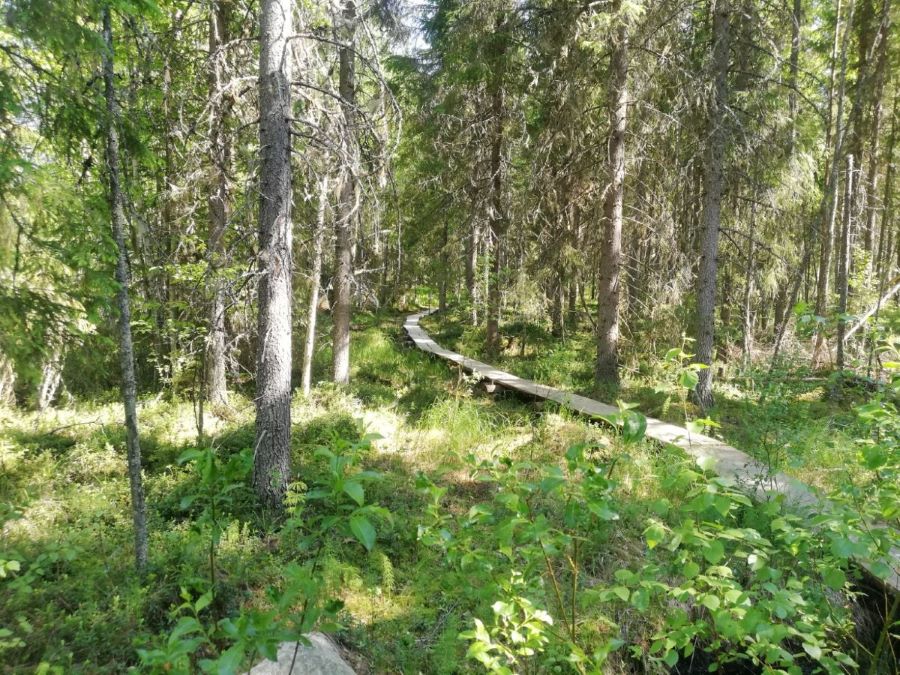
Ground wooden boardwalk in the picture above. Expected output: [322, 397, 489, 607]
[404, 309, 899, 593]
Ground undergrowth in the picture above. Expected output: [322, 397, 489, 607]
[0, 312, 896, 673]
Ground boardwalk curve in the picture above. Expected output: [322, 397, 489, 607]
[404, 309, 899, 593]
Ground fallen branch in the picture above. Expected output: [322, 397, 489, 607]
[843, 274, 900, 342]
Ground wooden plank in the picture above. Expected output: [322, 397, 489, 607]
[404, 310, 899, 593]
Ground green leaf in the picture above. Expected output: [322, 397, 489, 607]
[683, 561, 700, 579]
[622, 411, 647, 444]
[349, 515, 376, 551]
[703, 540, 725, 564]
[588, 501, 619, 521]
[822, 567, 846, 590]
[343, 481, 365, 506]
[802, 643, 822, 660]
[679, 369, 699, 390]
[194, 591, 213, 613]
[700, 594, 720, 611]
[177, 449, 203, 465]
[644, 521, 666, 549]
[540, 475, 566, 493]
[611, 586, 630, 601]
[861, 445, 887, 470]
[214, 643, 245, 675]
[630, 587, 649, 611]
[167, 616, 203, 645]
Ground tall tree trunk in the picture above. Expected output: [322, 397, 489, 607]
[772, 245, 812, 365]
[876, 95, 897, 281]
[788, 0, 802, 153]
[774, 0, 803, 343]
[596, 2, 628, 386]
[160, 21, 177, 381]
[567, 281, 578, 326]
[438, 220, 449, 312]
[485, 14, 507, 356]
[825, 0, 844, 152]
[550, 274, 564, 338]
[693, 0, 730, 411]
[742, 202, 756, 364]
[836, 154, 855, 368]
[862, 0, 891, 256]
[102, 6, 149, 572]
[37, 347, 63, 411]
[207, 0, 231, 406]
[0, 353, 14, 407]
[254, 0, 293, 510]
[465, 216, 479, 324]
[332, 0, 356, 385]
[813, 0, 854, 367]
[302, 175, 328, 397]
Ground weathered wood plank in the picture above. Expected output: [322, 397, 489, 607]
[404, 310, 899, 593]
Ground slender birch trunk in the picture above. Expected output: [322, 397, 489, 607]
[862, 0, 891, 257]
[742, 202, 756, 364]
[302, 175, 328, 397]
[102, 5, 149, 572]
[37, 347, 63, 411]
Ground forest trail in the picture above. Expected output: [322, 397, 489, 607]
[404, 309, 900, 594]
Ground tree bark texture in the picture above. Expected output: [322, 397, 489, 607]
[302, 175, 328, 397]
[332, 0, 357, 385]
[254, 0, 293, 510]
[596, 4, 628, 386]
[485, 14, 508, 356]
[693, 0, 730, 411]
[207, 0, 231, 405]
[37, 347, 63, 411]
[102, 6, 149, 572]
[813, 0, 854, 368]
[836, 153, 854, 368]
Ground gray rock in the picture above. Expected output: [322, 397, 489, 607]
[247, 633, 356, 675]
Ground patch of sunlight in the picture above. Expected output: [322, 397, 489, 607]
[797, 387, 826, 402]
[360, 409, 403, 453]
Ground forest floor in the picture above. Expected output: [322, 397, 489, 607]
[0, 312, 894, 673]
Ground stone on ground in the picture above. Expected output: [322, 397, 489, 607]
[246, 633, 356, 675]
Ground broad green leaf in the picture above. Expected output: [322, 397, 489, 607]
[703, 540, 725, 564]
[622, 411, 647, 444]
[194, 591, 213, 613]
[343, 481, 365, 506]
[679, 369, 699, 390]
[802, 643, 822, 660]
[349, 515, 376, 551]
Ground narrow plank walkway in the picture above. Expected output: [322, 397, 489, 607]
[404, 309, 899, 593]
